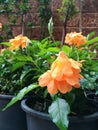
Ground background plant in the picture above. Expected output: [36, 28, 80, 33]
[0, 1, 98, 130]
[0, 0, 32, 42]
[1, 31, 98, 130]
[63, 32, 98, 94]
[57, 0, 79, 46]
[0, 37, 60, 95]
[0, 0, 52, 45]
[36, 0, 52, 39]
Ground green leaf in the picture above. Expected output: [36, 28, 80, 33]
[86, 37, 98, 45]
[14, 55, 33, 62]
[48, 97, 70, 130]
[62, 45, 71, 56]
[20, 69, 34, 83]
[47, 47, 60, 52]
[12, 62, 26, 71]
[86, 32, 95, 40]
[0, 42, 11, 47]
[48, 17, 53, 37]
[3, 84, 39, 111]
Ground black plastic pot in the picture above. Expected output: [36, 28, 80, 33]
[21, 98, 98, 130]
[86, 92, 98, 106]
[0, 94, 27, 130]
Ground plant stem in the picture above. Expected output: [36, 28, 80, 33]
[22, 14, 25, 35]
[79, 0, 83, 32]
[60, 13, 69, 48]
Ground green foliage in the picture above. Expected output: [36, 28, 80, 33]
[80, 69, 98, 92]
[36, 0, 52, 38]
[0, 15, 98, 130]
[0, 49, 22, 94]
[0, 0, 31, 41]
[49, 97, 70, 130]
[61, 45, 71, 56]
[0, 0, 53, 41]
[57, 0, 78, 21]
[48, 17, 53, 38]
[63, 33, 98, 97]
[37, 0, 52, 21]
[3, 84, 39, 110]
[58, 0, 79, 44]
[0, 38, 60, 95]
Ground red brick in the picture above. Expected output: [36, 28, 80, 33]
[82, 0, 98, 13]
[66, 27, 80, 33]
[12, 26, 22, 36]
[67, 14, 80, 27]
[0, 15, 8, 24]
[82, 27, 98, 36]
[82, 13, 98, 27]
[52, 0, 62, 12]
[53, 26, 63, 41]
[53, 13, 63, 26]
[25, 13, 41, 26]
[26, 26, 41, 40]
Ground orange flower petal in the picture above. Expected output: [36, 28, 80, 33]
[47, 80, 58, 94]
[69, 59, 82, 70]
[38, 51, 83, 94]
[57, 80, 72, 94]
[65, 75, 80, 86]
[74, 83, 80, 88]
[51, 65, 63, 80]
[65, 32, 86, 47]
[38, 70, 51, 87]
[51, 52, 73, 80]
[9, 34, 30, 50]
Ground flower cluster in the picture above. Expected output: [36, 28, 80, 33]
[0, 31, 98, 130]
[39, 51, 83, 94]
[9, 34, 30, 50]
[65, 32, 86, 47]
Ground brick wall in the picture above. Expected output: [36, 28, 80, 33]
[0, 0, 98, 41]
[53, 0, 98, 40]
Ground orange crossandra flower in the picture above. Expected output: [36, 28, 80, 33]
[0, 23, 2, 29]
[38, 51, 83, 94]
[9, 34, 30, 50]
[65, 32, 86, 47]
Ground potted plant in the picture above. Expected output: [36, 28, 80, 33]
[0, 35, 31, 130]
[1, 18, 98, 130]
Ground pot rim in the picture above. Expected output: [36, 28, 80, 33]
[0, 94, 14, 99]
[21, 99, 50, 120]
[21, 98, 98, 122]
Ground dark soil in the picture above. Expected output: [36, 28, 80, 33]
[26, 97, 51, 113]
[26, 96, 98, 116]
